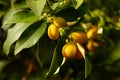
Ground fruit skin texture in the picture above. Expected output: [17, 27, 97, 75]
[70, 31, 88, 44]
[87, 25, 98, 39]
[62, 42, 77, 59]
[48, 24, 59, 40]
[53, 17, 67, 28]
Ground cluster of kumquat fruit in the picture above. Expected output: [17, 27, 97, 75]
[67, 31, 88, 59]
[47, 17, 101, 60]
[47, 17, 67, 40]
[86, 25, 101, 52]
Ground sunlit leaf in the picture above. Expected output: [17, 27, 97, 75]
[46, 39, 65, 77]
[3, 22, 32, 55]
[14, 21, 47, 55]
[97, 16, 105, 27]
[2, 8, 21, 28]
[116, 22, 120, 28]
[26, 0, 46, 17]
[75, 0, 83, 9]
[51, 3, 59, 10]
[6, 10, 38, 23]
[76, 43, 92, 78]
[76, 43, 85, 58]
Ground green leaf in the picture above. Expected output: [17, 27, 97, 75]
[38, 34, 56, 66]
[77, 2, 90, 17]
[46, 39, 65, 77]
[108, 42, 120, 63]
[0, 60, 10, 73]
[2, 8, 21, 28]
[14, 0, 28, 9]
[0, 10, 5, 19]
[76, 43, 85, 59]
[6, 10, 38, 23]
[75, 0, 83, 9]
[85, 57, 92, 78]
[116, 22, 120, 28]
[76, 43, 92, 78]
[3, 22, 32, 55]
[14, 21, 47, 55]
[68, 24, 85, 34]
[55, 7, 80, 21]
[26, 0, 46, 17]
[98, 15, 105, 27]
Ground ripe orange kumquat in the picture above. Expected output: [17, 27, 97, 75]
[47, 24, 59, 40]
[62, 42, 77, 59]
[53, 17, 67, 28]
[87, 25, 98, 39]
[87, 40, 100, 51]
[70, 31, 88, 44]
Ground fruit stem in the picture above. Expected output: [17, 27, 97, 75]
[21, 60, 34, 80]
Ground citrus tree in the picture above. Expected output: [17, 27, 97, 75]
[0, 0, 120, 80]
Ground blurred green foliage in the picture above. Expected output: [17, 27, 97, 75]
[0, 0, 120, 80]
